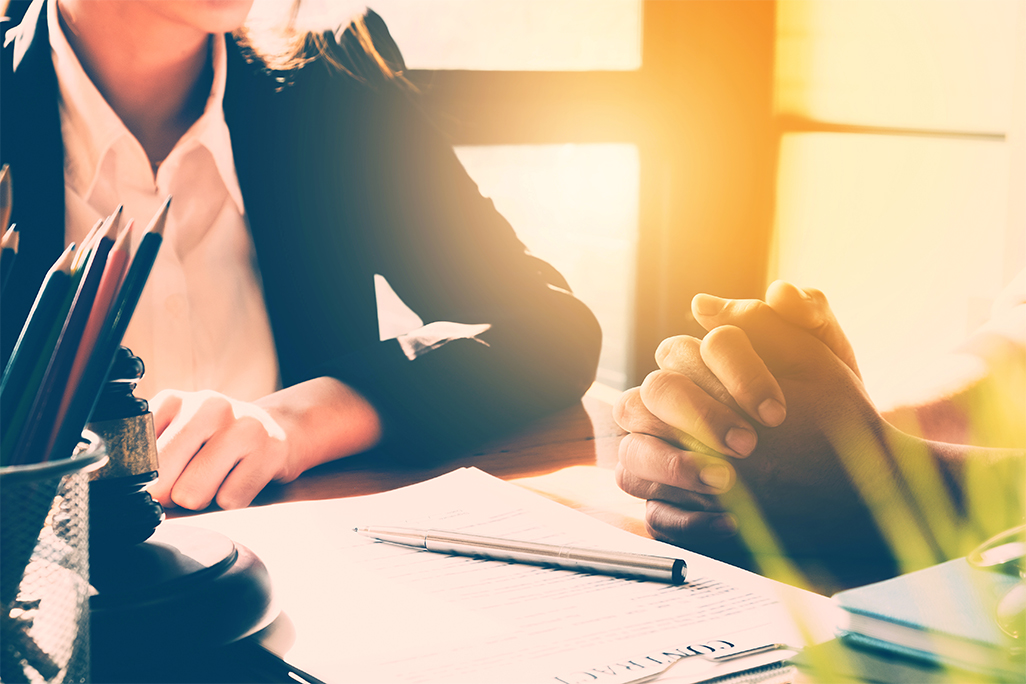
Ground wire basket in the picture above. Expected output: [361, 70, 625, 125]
[1, 432, 107, 684]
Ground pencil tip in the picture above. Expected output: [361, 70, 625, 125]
[56, 243, 77, 272]
[0, 164, 11, 232]
[1, 224, 17, 251]
[114, 219, 134, 246]
[146, 196, 171, 236]
[101, 211, 119, 239]
[111, 204, 124, 232]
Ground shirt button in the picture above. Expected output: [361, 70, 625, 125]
[165, 294, 188, 317]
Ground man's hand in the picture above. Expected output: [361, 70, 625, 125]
[148, 377, 382, 510]
[615, 285, 899, 572]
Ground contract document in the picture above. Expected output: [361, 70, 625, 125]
[185, 468, 840, 683]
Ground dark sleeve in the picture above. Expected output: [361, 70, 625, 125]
[312, 17, 602, 462]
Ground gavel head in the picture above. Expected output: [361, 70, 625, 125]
[87, 346, 164, 550]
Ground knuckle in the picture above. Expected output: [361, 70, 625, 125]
[198, 394, 232, 422]
[728, 368, 764, 401]
[691, 397, 722, 433]
[665, 450, 702, 489]
[804, 287, 827, 306]
[618, 432, 647, 470]
[652, 445, 687, 488]
[646, 501, 688, 539]
[654, 336, 680, 366]
[612, 387, 641, 428]
[701, 325, 744, 353]
[614, 462, 648, 499]
[640, 369, 677, 405]
[657, 336, 702, 372]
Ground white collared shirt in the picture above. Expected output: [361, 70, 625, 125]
[48, 0, 281, 401]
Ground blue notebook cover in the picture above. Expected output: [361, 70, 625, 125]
[833, 558, 1022, 676]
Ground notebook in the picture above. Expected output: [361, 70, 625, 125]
[834, 558, 1022, 678]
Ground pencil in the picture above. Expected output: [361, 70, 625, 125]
[109, 204, 123, 233]
[0, 244, 76, 466]
[51, 220, 133, 445]
[72, 217, 106, 272]
[48, 197, 170, 465]
[0, 249, 83, 464]
[0, 164, 11, 234]
[9, 214, 117, 465]
[1, 224, 18, 292]
[101, 196, 169, 348]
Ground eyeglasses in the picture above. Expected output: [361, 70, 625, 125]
[967, 524, 1025, 647]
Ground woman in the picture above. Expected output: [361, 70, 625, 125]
[1, 0, 601, 510]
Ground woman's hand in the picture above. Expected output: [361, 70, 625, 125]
[148, 377, 382, 510]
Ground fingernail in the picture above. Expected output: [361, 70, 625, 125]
[725, 427, 756, 457]
[710, 514, 738, 536]
[757, 398, 786, 427]
[699, 464, 733, 492]
[693, 294, 726, 316]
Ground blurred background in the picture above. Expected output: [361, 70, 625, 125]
[285, 0, 1021, 408]
[10, 0, 1022, 406]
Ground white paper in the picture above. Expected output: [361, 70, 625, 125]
[184, 467, 840, 683]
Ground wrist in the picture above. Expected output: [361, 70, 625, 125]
[882, 424, 1026, 559]
[258, 377, 382, 480]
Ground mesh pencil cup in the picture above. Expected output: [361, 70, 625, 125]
[1, 431, 107, 684]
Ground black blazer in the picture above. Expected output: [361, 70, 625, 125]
[0, 0, 601, 462]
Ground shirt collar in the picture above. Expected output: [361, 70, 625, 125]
[47, 0, 245, 214]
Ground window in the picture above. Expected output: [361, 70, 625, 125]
[771, 0, 1025, 405]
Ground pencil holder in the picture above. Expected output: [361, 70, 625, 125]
[87, 347, 164, 551]
[0, 431, 107, 684]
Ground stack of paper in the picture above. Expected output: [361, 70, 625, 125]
[186, 468, 840, 683]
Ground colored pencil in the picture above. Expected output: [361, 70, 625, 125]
[73, 217, 106, 272]
[101, 196, 169, 349]
[8, 214, 117, 465]
[1, 225, 18, 293]
[0, 252, 84, 464]
[0, 244, 76, 466]
[51, 220, 133, 446]
[0, 164, 11, 234]
[48, 197, 170, 465]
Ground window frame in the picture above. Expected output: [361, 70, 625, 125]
[408, 1, 779, 386]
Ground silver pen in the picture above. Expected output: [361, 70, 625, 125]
[354, 526, 687, 584]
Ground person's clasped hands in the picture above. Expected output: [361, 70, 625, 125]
[614, 281, 899, 571]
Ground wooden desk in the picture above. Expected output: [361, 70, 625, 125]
[173, 393, 648, 536]
[169, 390, 889, 596]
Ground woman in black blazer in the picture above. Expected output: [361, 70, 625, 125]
[1, 0, 601, 509]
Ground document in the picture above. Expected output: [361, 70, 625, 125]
[185, 468, 840, 683]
